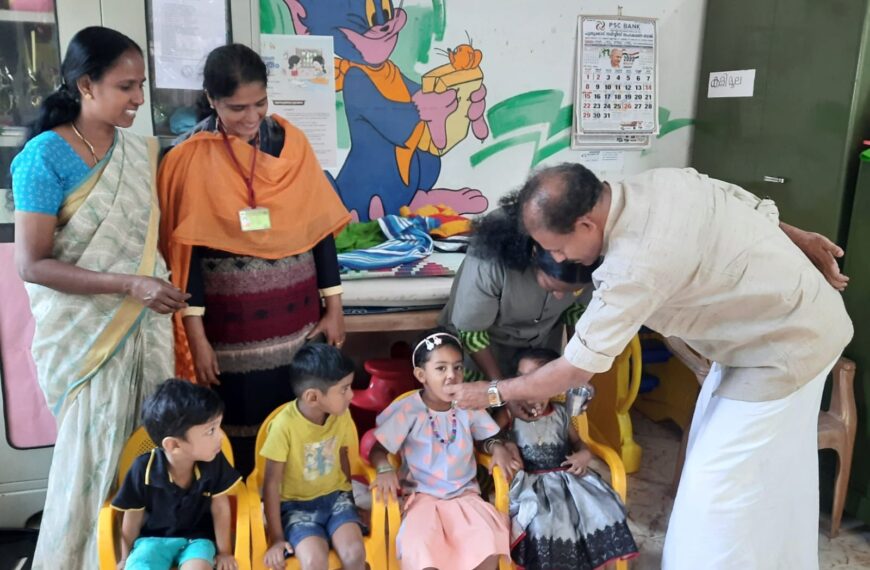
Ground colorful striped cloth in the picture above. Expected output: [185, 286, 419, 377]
[337, 215, 441, 271]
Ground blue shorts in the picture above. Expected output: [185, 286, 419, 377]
[281, 490, 362, 548]
[125, 537, 216, 569]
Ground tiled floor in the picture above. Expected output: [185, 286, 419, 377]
[623, 412, 870, 569]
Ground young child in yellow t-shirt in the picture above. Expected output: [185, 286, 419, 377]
[260, 344, 365, 570]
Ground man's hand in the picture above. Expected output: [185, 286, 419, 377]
[443, 381, 490, 409]
[506, 401, 538, 421]
[781, 222, 849, 291]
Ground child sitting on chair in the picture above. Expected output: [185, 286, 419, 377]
[501, 348, 638, 570]
[112, 379, 242, 570]
[369, 329, 518, 570]
[261, 343, 367, 570]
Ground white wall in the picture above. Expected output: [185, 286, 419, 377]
[426, 0, 707, 205]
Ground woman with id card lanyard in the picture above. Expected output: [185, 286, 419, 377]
[158, 44, 351, 474]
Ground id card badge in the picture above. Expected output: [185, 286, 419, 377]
[239, 207, 271, 232]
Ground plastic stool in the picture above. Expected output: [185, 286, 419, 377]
[350, 358, 417, 434]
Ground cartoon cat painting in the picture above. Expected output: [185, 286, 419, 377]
[285, 0, 490, 221]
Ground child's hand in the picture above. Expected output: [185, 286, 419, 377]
[215, 552, 239, 570]
[504, 441, 524, 473]
[490, 442, 520, 481]
[373, 469, 401, 500]
[265, 542, 292, 570]
[562, 449, 593, 476]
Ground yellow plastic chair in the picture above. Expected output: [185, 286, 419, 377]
[245, 403, 393, 570]
[633, 332, 701, 433]
[382, 390, 629, 570]
[584, 335, 643, 473]
[382, 390, 512, 570]
[97, 427, 250, 570]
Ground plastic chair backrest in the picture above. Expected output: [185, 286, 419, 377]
[117, 426, 236, 484]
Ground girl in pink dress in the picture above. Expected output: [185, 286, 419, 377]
[369, 330, 517, 570]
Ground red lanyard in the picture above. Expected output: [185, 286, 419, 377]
[219, 124, 259, 209]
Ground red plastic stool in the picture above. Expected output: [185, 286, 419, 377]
[350, 358, 417, 434]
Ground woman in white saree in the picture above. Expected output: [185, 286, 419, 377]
[10, 27, 187, 569]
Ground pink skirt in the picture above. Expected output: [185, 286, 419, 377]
[398, 491, 510, 570]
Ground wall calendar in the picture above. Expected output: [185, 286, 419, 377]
[573, 15, 658, 149]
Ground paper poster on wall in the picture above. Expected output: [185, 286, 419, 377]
[260, 34, 338, 169]
[574, 15, 658, 141]
[707, 69, 756, 98]
[572, 132, 651, 150]
[151, 0, 228, 90]
[577, 150, 625, 172]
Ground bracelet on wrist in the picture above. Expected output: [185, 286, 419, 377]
[376, 464, 395, 474]
[483, 438, 504, 454]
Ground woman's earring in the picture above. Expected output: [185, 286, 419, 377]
[84, 92, 93, 100]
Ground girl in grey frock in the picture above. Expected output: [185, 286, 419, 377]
[501, 349, 638, 569]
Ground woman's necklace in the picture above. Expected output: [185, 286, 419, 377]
[70, 122, 101, 166]
[428, 405, 458, 445]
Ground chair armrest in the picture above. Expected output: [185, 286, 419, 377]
[617, 336, 643, 414]
[573, 415, 627, 502]
[232, 487, 251, 570]
[378, 453, 406, 570]
[97, 501, 117, 570]
[246, 476, 269, 570]
[475, 452, 510, 515]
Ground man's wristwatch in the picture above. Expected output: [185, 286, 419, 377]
[487, 379, 504, 407]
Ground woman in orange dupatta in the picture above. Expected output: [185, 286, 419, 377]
[158, 44, 350, 473]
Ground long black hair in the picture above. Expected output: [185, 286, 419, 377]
[469, 192, 534, 272]
[471, 191, 597, 284]
[29, 26, 141, 139]
[196, 43, 268, 120]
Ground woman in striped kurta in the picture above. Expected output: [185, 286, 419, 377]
[158, 45, 350, 474]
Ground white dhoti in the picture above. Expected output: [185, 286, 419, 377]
[662, 359, 837, 570]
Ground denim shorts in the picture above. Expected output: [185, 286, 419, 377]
[125, 536, 216, 569]
[281, 490, 362, 548]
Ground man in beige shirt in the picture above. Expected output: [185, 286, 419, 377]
[447, 164, 853, 569]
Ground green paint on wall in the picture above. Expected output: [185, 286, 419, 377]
[469, 132, 541, 167]
[487, 90, 565, 139]
[336, 96, 349, 148]
[260, 0, 295, 35]
[549, 105, 572, 139]
[535, 132, 571, 164]
[472, 92, 697, 168]
[392, 1, 448, 83]
[657, 106, 695, 138]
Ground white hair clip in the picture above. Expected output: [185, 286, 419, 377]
[412, 332, 461, 364]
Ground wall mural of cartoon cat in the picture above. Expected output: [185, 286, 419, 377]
[284, 0, 490, 221]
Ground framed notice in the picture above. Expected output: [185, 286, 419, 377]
[151, 0, 229, 90]
[572, 15, 658, 148]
